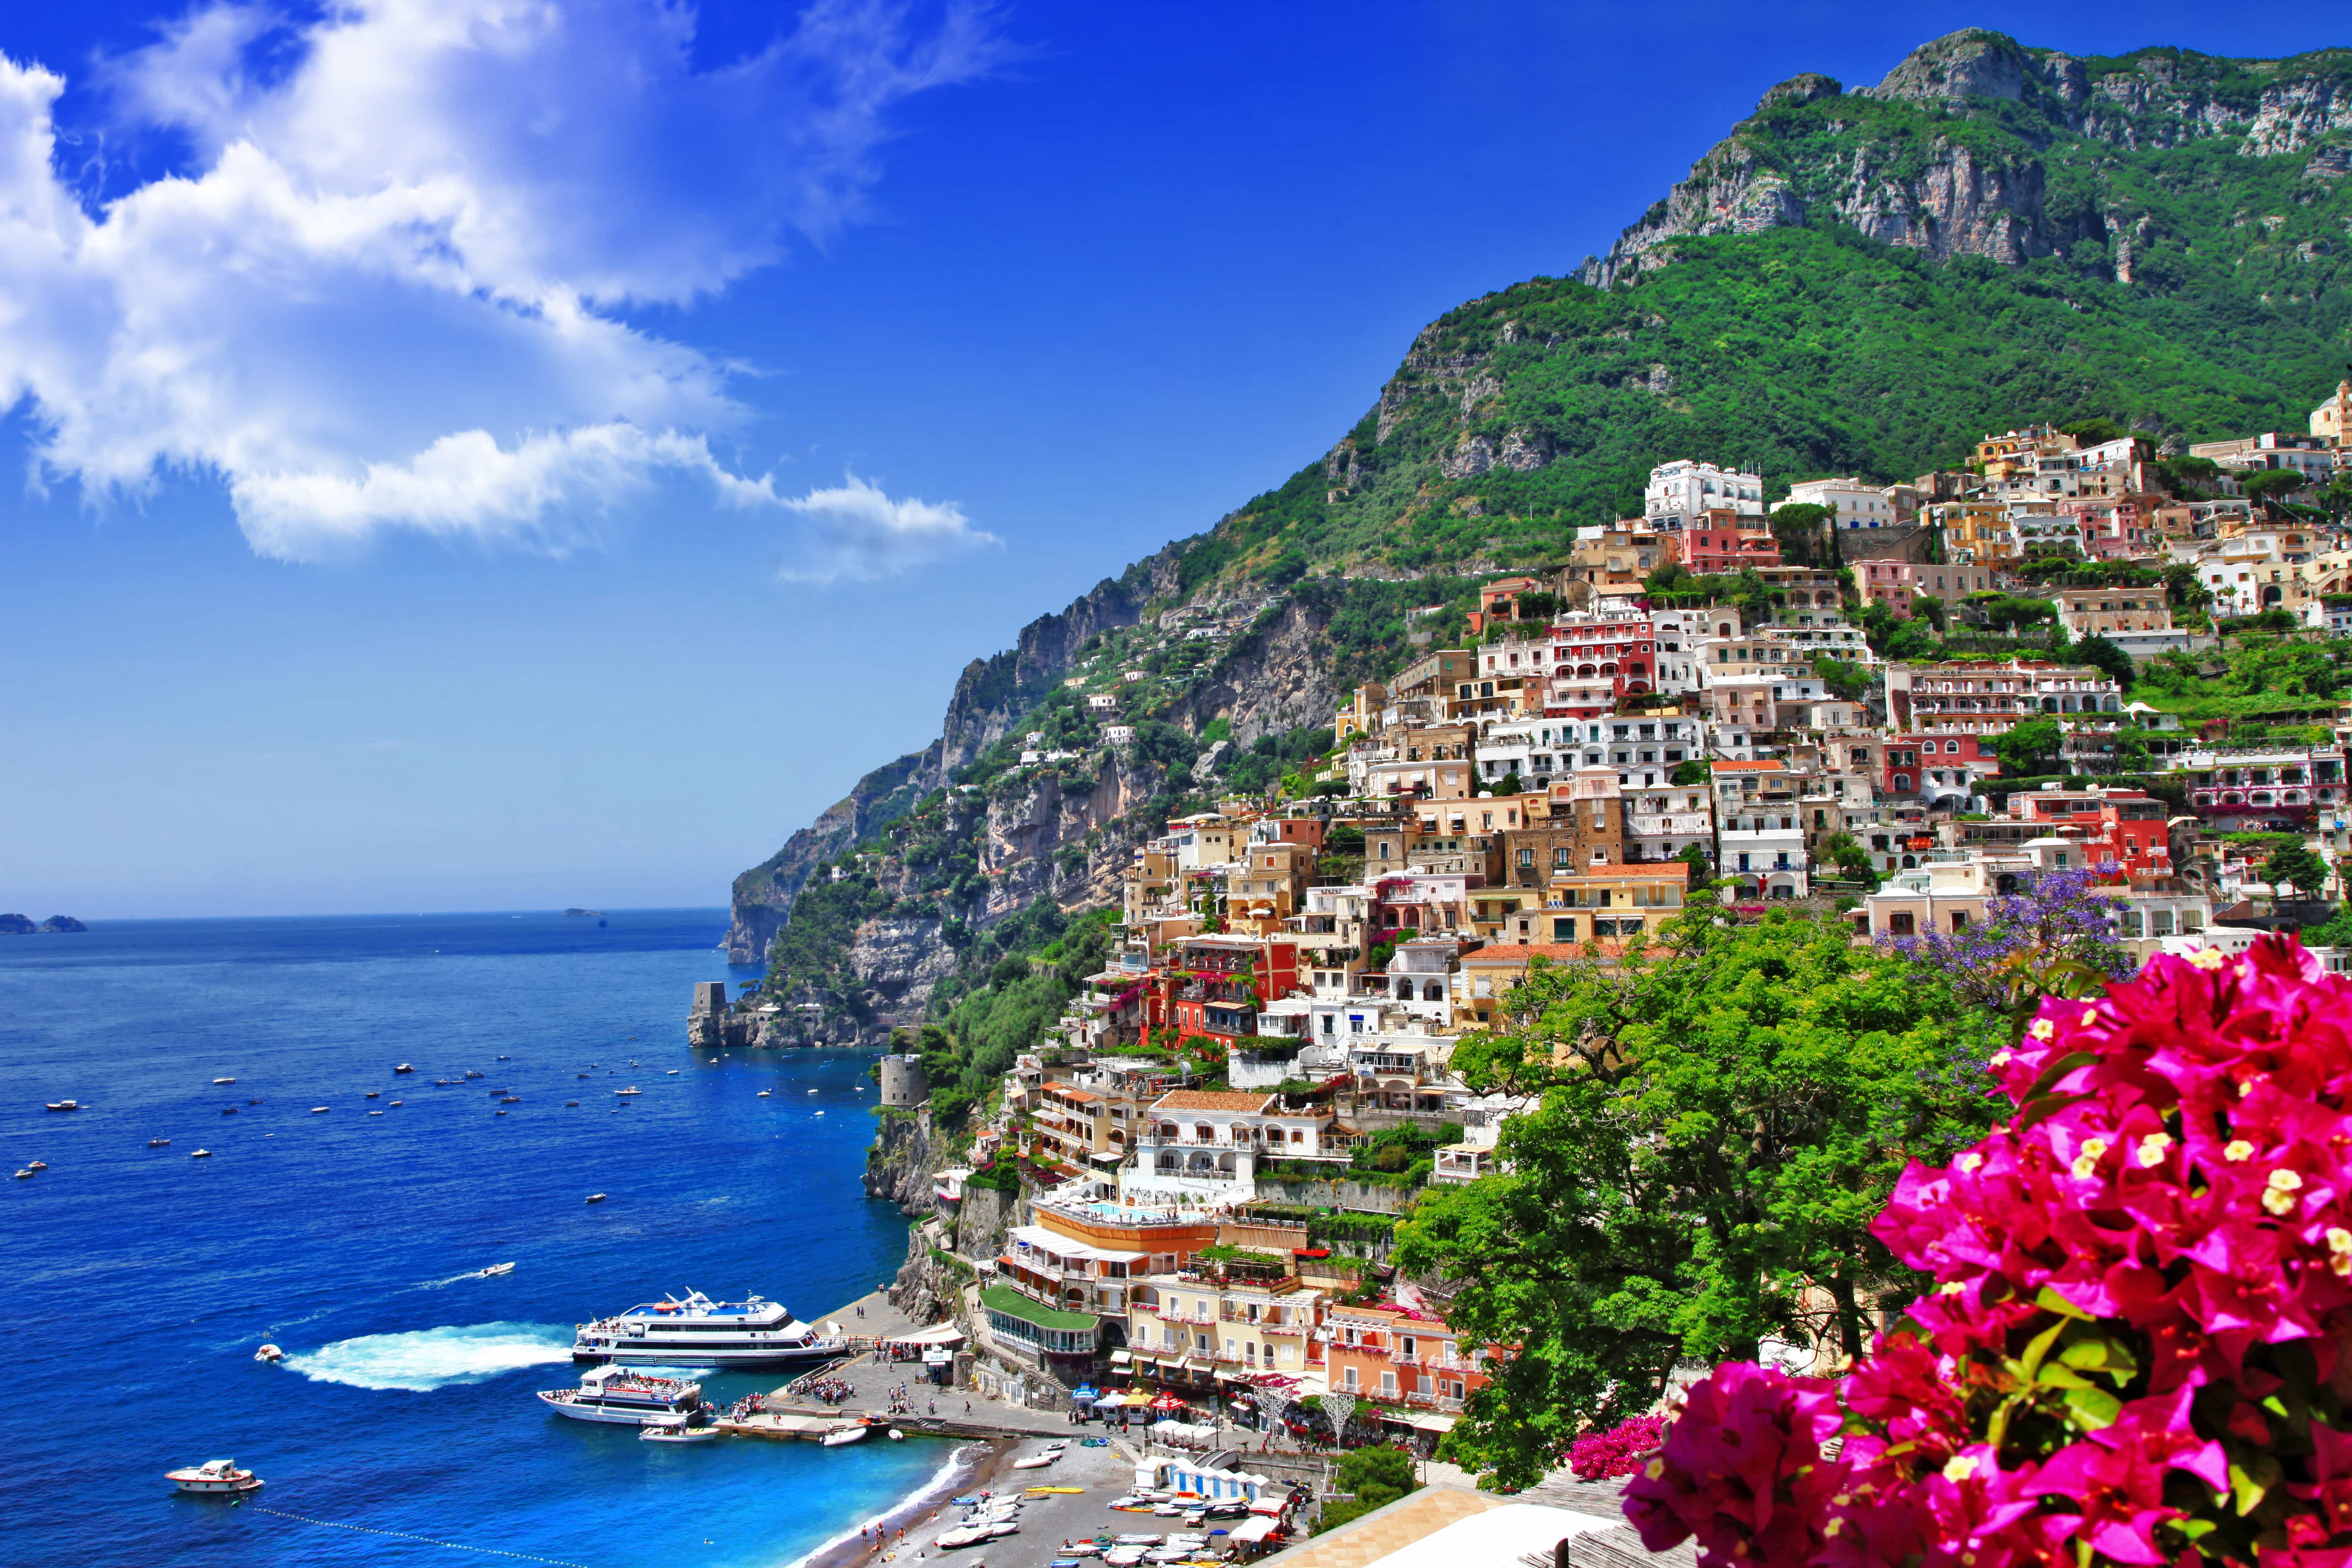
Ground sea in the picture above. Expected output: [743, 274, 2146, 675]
[1, 909, 956, 1568]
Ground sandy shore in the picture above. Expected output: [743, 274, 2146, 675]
[797, 1435, 1161, 1568]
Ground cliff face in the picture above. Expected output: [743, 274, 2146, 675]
[725, 743, 939, 963]
[1581, 31, 2352, 288]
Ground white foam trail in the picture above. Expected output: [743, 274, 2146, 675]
[284, 1322, 575, 1391]
[770, 1442, 983, 1568]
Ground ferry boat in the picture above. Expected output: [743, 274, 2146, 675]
[572, 1291, 848, 1368]
[536, 1365, 708, 1426]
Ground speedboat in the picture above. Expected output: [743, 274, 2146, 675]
[585, 1193, 606, 1203]
[482, 1262, 516, 1277]
[537, 1366, 707, 1426]
[822, 1424, 868, 1447]
[44, 1101, 78, 1112]
[192, 1149, 213, 1158]
[389, 1100, 403, 1107]
[614, 1087, 642, 1097]
[26, 1161, 46, 1171]
[464, 1070, 484, 1080]
[394, 1063, 414, 1073]
[11, 1169, 29, 1180]
[149, 1138, 170, 1148]
[757, 1090, 772, 1098]
[573, 1289, 849, 1368]
[310, 1106, 329, 1114]
[640, 1421, 722, 1444]
[254, 1344, 284, 1363]
[365, 1091, 379, 1099]
[212, 1078, 235, 1086]
[666, 1069, 678, 1075]
[168, 1459, 263, 1496]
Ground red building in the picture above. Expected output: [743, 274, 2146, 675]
[1324, 1299, 1491, 1425]
[2007, 786, 2172, 879]
[1681, 508, 1782, 575]
[1884, 733, 1992, 796]
[1168, 936, 1300, 1048]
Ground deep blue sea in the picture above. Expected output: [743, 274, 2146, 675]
[1, 910, 950, 1568]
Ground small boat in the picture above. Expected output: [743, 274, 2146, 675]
[935, 1525, 993, 1549]
[1012, 1455, 1060, 1470]
[222, 1106, 237, 1115]
[585, 1193, 607, 1204]
[640, 1422, 722, 1444]
[566, 1101, 580, 1107]
[27, 1161, 46, 1171]
[167, 1459, 263, 1496]
[149, 1138, 170, 1148]
[389, 1100, 403, 1107]
[464, 1070, 484, 1080]
[666, 1069, 678, 1075]
[310, 1107, 330, 1114]
[807, 1088, 819, 1095]
[889, 1428, 905, 1441]
[579, 1073, 590, 1078]
[815, 1111, 824, 1116]
[497, 1055, 510, 1061]
[212, 1077, 235, 1086]
[192, 1149, 213, 1158]
[436, 1078, 453, 1086]
[615, 1087, 642, 1097]
[369, 1110, 384, 1117]
[394, 1064, 414, 1073]
[365, 1091, 379, 1099]
[495, 1110, 508, 1117]
[482, 1262, 516, 1277]
[500, 1096, 521, 1104]
[254, 1344, 284, 1363]
[248, 1096, 262, 1105]
[44, 1101, 78, 1112]
[988, 1522, 1021, 1538]
[11, 1169, 30, 1180]
[756, 1090, 771, 1098]
[822, 1424, 869, 1447]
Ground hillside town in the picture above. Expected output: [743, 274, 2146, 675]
[908, 381, 2352, 1456]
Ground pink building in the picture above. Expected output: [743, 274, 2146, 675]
[1857, 560, 1918, 616]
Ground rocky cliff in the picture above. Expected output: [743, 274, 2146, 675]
[1581, 31, 2352, 288]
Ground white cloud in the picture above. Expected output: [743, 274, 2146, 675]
[0, 0, 1004, 572]
[779, 469, 996, 583]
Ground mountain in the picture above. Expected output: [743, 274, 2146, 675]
[725, 29, 2352, 1051]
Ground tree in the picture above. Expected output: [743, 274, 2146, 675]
[2244, 467, 2312, 508]
[1397, 910, 2006, 1488]
[1317, 1444, 1419, 1532]
[1909, 594, 1950, 634]
[1819, 831, 1877, 889]
[2265, 843, 2331, 901]
[1670, 760, 1710, 786]
[1812, 657, 1873, 702]
[2058, 416, 2127, 445]
[2071, 632, 2135, 690]
[1768, 502, 1836, 566]
[1989, 716, 2062, 776]
[1879, 868, 2130, 1032]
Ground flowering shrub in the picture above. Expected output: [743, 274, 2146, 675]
[1626, 937, 2352, 1568]
[1571, 1414, 1670, 1480]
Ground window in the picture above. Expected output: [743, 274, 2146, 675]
[1889, 912, 1916, 936]
[1343, 1367, 1358, 1391]
[1553, 917, 1576, 942]
[1380, 1371, 1398, 1395]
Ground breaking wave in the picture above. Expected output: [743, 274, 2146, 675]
[284, 1322, 575, 1391]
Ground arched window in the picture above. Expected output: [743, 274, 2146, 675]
[1423, 981, 1444, 1002]
[1195, 1123, 1213, 1143]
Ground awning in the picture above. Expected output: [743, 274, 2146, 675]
[1406, 1413, 1458, 1433]
[1246, 1498, 1287, 1516]
[1108, 1349, 1132, 1364]
[1227, 1517, 1278, 1543]
[886, 1322, 968, 1346]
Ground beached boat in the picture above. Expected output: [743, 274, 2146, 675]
[536, 1366, 706, 1426]
[167, 1459, 263, 1495]
[572, 1289, 847, 1369]
[934, 1525, 993, 1549]
[1012, 1455, 1058, 1470]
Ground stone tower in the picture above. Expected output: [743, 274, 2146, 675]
[878, 1053, 928, 1108]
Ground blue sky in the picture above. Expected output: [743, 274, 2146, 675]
[3, 0, 2340, 917]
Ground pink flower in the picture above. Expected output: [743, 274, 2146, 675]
[1622, 1363, 1846, 1568]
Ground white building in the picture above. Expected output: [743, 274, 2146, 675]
[1783, 477, 1902, 531]
[1644, 459, 1765, 531]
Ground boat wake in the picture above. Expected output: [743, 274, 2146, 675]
[415, 1263, 519, 1289]
[284, 1322, 575, 1391]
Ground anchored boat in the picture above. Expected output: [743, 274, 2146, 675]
[168, 1459, 263, 1496]
[537, 1366, 709, 1426]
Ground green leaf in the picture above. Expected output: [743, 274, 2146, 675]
[2230, 1455, 2282, 1516]
[2034, 1286, 2093, 1320]
[2063, 1386, 2122, 1429]
[2020, 1317, 2069, 1376]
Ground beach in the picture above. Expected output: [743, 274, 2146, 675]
[800, 1435, 1164, 1568]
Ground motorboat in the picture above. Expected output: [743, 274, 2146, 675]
[254, 1344, 284, 1363]
[26, 1161, 46, 1171]
[482, 1262, 516, 1277]
[221, 1107, 237, 1116]
[394, 1064, 414, 1073]
[192, 1149, 213, 1158]
[538, 1366, 707, 1426]
[497, 1055, 510, 1061]
[934, 1525, 993, 1549]
[365, 1091, 379, 1099]
[499, 1096, 521, 1104]
[436, 1078, 453, 1086]
[310, 1107, 329, 1114]
[11, 1169, 30, 1180]
[212, 1078, 235, 1086]
[666, 1069, 678, 1075]
[640, 1421, 722, 1444]
[615, 1087, 642, 1098]
[150, 1138, 170, 1148]
[168, 1459, 263, 1496]
[464, 1070, 484, 1080]
[757, 1090, 772, 1098]
[369, 1111, 384, 1117]
[821, 1424, 868, 1447]
[585, 1193, 606, 1203]
[566, 1101, 579, 1106]
[1012, 1453, 1060, 1470]
[573, 1289, 849, 1368]
[389, 1100, 402, 1107]
[888, 1428, 904, 1441]
[45, 1101, 78, 1112]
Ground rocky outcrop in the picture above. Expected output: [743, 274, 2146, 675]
[979, 753, 1159, 920]
[847, 916, 958, 1014]
[864, 1110, 941, 1214]
[725, 744, 937, 963]
[1579, 31, 2352, 288]
[1172, 599, 1346, 748]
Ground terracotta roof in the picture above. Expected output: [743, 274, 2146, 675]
[1150, 1090, 1276, 1113]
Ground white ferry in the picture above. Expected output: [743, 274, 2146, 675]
[536, 1365, 708, 1426]
[571, 1290, 847, 1368]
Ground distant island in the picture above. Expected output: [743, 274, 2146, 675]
[0, 915, 87, 934]
[561, 908, 605, 918]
